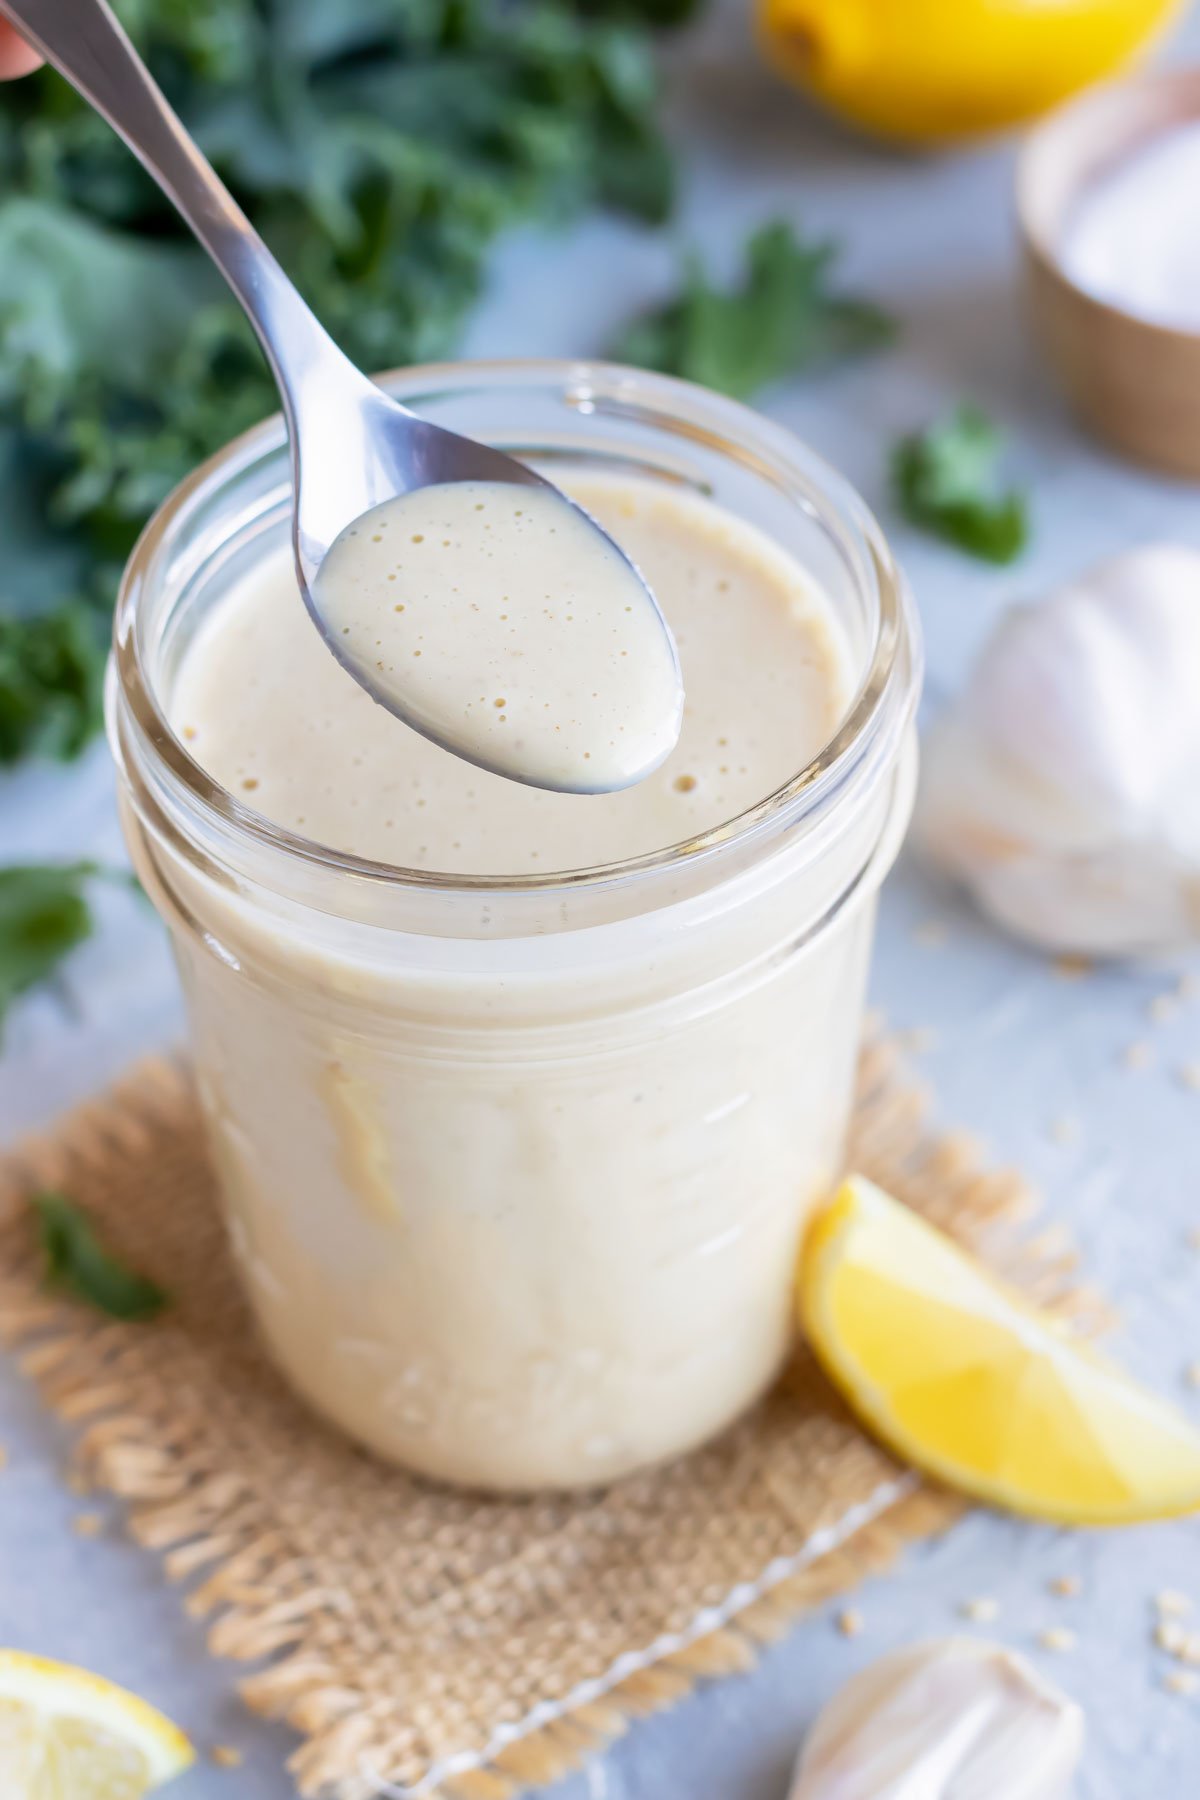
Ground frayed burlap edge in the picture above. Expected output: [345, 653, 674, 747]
[0, 1036, 1112, 1800]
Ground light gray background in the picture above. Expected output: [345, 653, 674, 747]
[3, 5, 1200, 1794]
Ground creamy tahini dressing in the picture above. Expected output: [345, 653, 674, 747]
[310, 480, 683, 792]
[175, 473, 853, 875]
[151, 469, 895, 1490]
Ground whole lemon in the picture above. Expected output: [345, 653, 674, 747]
[758, 0, 1187, 144]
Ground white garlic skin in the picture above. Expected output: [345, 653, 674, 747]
[917, 544, 1200, 956]
[790, 1636, 1084, 1800]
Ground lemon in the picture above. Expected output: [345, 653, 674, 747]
[0, 1653, 194, 1797]
[758, 0, 1187, 144]
[802, 1177, 1200, 1525]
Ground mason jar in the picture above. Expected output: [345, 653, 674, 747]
[108, 361, 921, 1492]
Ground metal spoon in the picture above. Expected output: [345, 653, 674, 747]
[0, 0, 684, 794]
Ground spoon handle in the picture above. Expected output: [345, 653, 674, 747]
[0, 0, 355, 418]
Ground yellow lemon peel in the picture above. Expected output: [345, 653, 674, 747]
[0, 1651, 194, 1797]
[801, 1176, 1200, 1525]
[758, 0, 1187, 144]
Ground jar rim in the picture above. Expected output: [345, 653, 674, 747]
[112, 357, 921, 899]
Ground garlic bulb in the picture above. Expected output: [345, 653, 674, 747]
[917, 543, 1200, 956]
[790, 1636, 1084, 1800]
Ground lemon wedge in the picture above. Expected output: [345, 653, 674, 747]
[802, 1176, 1200, 1525]
[0, 1652, 194, 1797]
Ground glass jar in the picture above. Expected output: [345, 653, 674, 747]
[108, 361, 921, 1493]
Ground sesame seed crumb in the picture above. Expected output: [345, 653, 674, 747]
[900, 1026, 938, 1055]
[1148, 994, 1179, 1025]
[65, 1468, 90, 1497]
[211, 1746, 244, 1769]
[1184, 1363, 1200, 1390]
[1049, 1575, 1081, 1598]
[1164, 1670, 1199, 1696]
[1181, 1633, 1200, 1667]
[1037, 1628, 1076, 1653]
[1122, 1041, 1153, 1071]
[1156, 1620, 1188, 1656]
[836, 1609, 865, 1638]
[1157, 1590, 1193, 1617]
[1188, 1228, 1200, 1253]
[72, 1512, 103, 1537]
[960, 1596, 999, 1623]
[1049, 1115, 1080, 1145]
[1052, 954, 1093, 981]
[1178, 1064, 1200, 1094]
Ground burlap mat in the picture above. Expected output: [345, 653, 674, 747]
[0, 1037, 1105, 1800]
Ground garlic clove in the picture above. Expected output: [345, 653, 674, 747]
[917, 544, 1200, 957]
[790, 1637, 1084, 1800]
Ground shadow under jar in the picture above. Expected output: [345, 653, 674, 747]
[108, 361, 922, 1493]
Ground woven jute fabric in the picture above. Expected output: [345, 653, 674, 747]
[0, 1038, 1105, 1800]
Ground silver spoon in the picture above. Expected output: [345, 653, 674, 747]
[0, 0, 684, 795]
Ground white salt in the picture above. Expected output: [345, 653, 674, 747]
[1061, 121, 1200, 334]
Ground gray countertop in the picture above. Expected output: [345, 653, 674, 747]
[3, 6, 1200, 1795]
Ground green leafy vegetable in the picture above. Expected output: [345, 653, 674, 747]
[0, 861, 98, 1025]
[610, 220, 895, 398]
[0, 0, 690, 765]
[579, 0, 702, 21]
[891, 405, 1029, 564]
[0, 601, 107, 764]
[30, 1189, 167, 1321]
[0, 862, 148, 1025]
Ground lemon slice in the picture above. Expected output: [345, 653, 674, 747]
[802, 1176, 1200, 1525]
[0, 1652, 194, 1797]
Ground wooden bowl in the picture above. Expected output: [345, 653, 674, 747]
[1018, 67, 1200, 481]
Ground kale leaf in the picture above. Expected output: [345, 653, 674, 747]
[891, 405, 1029, 564]
[0, 861, 99, 1026]
[31, 1189, 167, 1321]
[611, 220, 895, 399]
[0, 602, 108, 765]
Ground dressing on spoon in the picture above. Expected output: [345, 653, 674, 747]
[314, 481, 684, 793]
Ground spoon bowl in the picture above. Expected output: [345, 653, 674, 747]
[291, 367, 684, 793]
